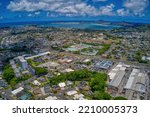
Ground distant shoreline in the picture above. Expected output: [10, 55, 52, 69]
[0, 20, 149, 30]
[0, 21, 122, 30]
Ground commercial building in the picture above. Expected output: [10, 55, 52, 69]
[9, 59, 21, 78]
[18, 56, 28, 70]
[95, 60, 113, 70]
[108, 63, 128, 90]
[25, 51, 50, 60]
[124, 69, 148, 100]
[0, 61, 3, 74]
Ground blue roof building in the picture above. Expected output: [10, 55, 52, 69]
[18, 93, 31, 100]
[95, 60, 113, 70]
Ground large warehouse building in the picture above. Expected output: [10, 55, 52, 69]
[124, 69, 149, 100]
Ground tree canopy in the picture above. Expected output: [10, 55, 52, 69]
[93, 91, 112, 100]
[2, 65, 15, 83]
[35, 67, 48, 76]
[114, 96, 127, 100]
[49, 69, 92, 85]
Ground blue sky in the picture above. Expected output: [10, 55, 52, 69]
[0, 0, 149, 23]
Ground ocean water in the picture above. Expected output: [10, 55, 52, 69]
[0, 21, 122, 30]
[43, 22, 122, 30]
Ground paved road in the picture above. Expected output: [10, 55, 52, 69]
[50, 50, 150, 68]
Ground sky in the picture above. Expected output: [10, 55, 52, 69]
[0, 0, 149, 23]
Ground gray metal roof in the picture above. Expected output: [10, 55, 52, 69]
[109, 70, 125, 87]
[125, 69, 147, 93]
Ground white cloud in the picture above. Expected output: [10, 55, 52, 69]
[7, 0, 49, 12]
[28, 13, 33, 17]
[28, 11, 41, 17]
[61, 3, 98, 16]
[124, 0, 149, 16]
[117, 8, 130, 16]
[7, 0, 116, 17]
[35, 11, 40, 15]
[99, 4, 115, 16]
[7, 0, 148, 17]
[47, 12, 58, 17]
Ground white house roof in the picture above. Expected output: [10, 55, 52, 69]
[45, 96, 57, 100]
[64, 68, 74, 73]
[83, 59, 91, 63]
[12, 87, 24, 95]
[33, 80, 41, 86]
[73, 94, 84, 100]
[58, 82, 66, 88]
[67, 90, 77, 96]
